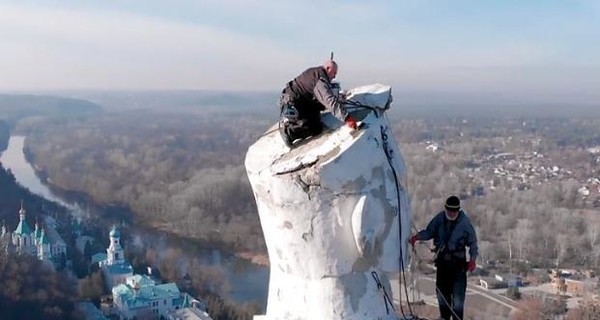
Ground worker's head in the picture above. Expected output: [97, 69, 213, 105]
[323, 60, 338, 80]
[444, 196, 461, 221]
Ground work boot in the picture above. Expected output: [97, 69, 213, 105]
[279, 123, 294, 148]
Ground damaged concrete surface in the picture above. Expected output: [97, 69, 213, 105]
[245, 84, 410, 320]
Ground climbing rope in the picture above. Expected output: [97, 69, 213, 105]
[371, 271, 396, 315]
[378, 111, 462, 320]
[344, 101, 418, 319]
[379, 122, 415, 318]
[411, 245, 464, 320]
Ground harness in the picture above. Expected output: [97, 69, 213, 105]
[434, 213, 467, 266]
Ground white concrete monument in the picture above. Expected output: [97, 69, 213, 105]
[245, 84, 411, 320]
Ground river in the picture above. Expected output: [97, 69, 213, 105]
[0, 136, 72, 207]
[0, 135, 269, 308]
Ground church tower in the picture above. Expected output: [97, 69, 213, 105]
[99, 226, 133, 290]
[34, 221, 41, 244]
[107, 226, 125, 265]
[37, 228, 51, 261]
[13, 201, 33, 254]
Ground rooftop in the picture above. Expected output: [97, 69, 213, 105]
[109, 226, 120, 238]
[14, 220, 31, 235]
[113, 275, 181, 309]
[43, 224, 66, 246]
[91, 253, 107, 265]
[166, 307, 214, 320]
[126, 274, 156, 288]
[104, 262, 133, 275]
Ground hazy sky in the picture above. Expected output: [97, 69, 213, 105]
[1, 0, 599, 101]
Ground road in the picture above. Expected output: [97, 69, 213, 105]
[391, 274, 515, 320]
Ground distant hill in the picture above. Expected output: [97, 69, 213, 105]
[61, 90, 278, 114]
[6, 89, 598, 121]
[392, 89, 600, 118]
[0, 94, 103, 126]
[59, 89, 600, 118]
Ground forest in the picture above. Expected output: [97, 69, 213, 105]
[0, 167, 79, 319]
[0, 249, 80, 320]
[20, 110, 271, 252]
[0, 162, 68, 236]
[2, 92, 600, 319]
[0, 120, 9, 151]
[12, 100, 600, 274]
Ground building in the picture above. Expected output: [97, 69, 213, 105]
[112, 274, 206, 320]
[549, 269, 598, 297]
[165, 307, 214, 320]
[77, 302, 109, 320]
[495, 273, 524, 287]
[563, 279, 593, 296]
[0, 202, 67, 267]
[42, 216, 69, 258]
[98, 226, 133, 290]
[96, 227, 211, 320]
[479, 277, 508, 290]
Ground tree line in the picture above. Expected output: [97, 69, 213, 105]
[16, 109, 600, 273]
[21, 111, 271, 253]
[0, 240, 80, 319]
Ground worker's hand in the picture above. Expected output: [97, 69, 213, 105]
[345, 116, 358, 130]
[408, 234, 418, 246]
[467, 259, 476, 272]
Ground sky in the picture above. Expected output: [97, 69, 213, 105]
[0, 0, 599, 102]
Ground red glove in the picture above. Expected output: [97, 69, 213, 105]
[409, 235, 418, 246]
[345, 116, 358, 130]
[467, 259, 476, 272]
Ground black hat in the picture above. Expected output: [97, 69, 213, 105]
[444, 196, 460, 211]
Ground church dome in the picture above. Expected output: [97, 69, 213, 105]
[109, 226, 120, 238]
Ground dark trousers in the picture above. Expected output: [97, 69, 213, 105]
[436, 262, 467, 320]
[279, 94, 323, 146]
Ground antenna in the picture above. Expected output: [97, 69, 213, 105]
[330, 51, 334, 60]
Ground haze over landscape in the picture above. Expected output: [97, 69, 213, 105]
[1, 0, 599, 105]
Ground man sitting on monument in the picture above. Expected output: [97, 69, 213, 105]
[279, 60, 357, 147]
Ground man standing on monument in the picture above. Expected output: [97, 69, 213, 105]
[278, 60, 357, 147]
[409, 195, 478, 320]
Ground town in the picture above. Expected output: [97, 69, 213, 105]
[394, 116, 600, 319]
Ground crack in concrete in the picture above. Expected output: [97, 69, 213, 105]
[302, 213, 317, 242]
[275, 158, 320, 175]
